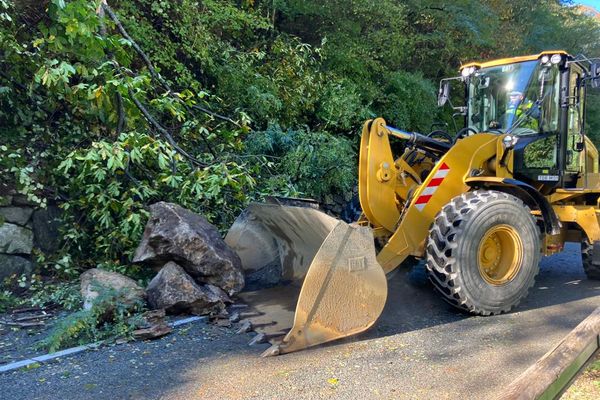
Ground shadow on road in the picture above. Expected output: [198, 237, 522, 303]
[366, 242, 600, 339]
[2, 245, 598, 400]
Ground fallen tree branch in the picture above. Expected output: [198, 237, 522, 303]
[101, 2, 171, 93]
[128, 88, 208, 168]
[0, 320, 45, 328]
[14, 314, 52, 322]
[100, 1, 227, 159]
[101, 1, 241, 134]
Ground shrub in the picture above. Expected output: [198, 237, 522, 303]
[41, 286, 146, 352]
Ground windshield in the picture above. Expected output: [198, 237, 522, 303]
[467, 60, 560, 135]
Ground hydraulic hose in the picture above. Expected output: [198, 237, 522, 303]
[386, 126, 452, 155]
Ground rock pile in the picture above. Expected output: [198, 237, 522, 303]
[133, 202, 244, 316]
[78, 201, 245, 340]
[133, 202, 244, 296]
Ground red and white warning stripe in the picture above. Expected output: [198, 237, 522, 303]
[414, 163, 450, 211]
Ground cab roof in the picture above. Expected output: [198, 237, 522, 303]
[460, 51, 570, 71]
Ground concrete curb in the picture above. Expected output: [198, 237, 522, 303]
[0, 315, 207, 374]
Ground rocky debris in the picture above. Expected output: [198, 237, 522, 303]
[0, 223, 33, 254]
[248, 332, 266, 346]
[0, 207, 33, 226]
[0, 254, 32, 284]
[236, 320, 252, 334]
[229, 312, 240, 323]
[146, 262, 226, 315]
[133, 202, 244, 296]
[80, 268, 146, 310]
[132, 309, 172, 341]
[213, 317, 232, 328]
[32, 206, 62, 253]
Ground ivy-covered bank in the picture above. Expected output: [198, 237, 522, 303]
[1, 0, 600, 296]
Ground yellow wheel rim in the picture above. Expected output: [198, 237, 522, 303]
[478, 224, 523, 285]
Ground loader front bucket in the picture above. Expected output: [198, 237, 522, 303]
[225, 203, 387, 356]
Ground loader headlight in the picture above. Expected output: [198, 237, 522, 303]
[502, 135, 518, 149]
[461, 66, 475, 77]
[551, 54, 562, 64]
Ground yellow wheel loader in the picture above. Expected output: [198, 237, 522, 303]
[225, 51, 600, 356]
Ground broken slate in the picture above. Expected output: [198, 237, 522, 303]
[132, 309, 172, 340]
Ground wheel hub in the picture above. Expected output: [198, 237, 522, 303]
[478, 224, 523, 285]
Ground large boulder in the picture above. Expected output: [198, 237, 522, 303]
[0, 254, 32, 284]
[0, 223, 33, 254]
[80, 268, 146, 310]
[146, 262, 228, 315]
[0, 207, 33, 226]
[133, 202, 244, 296]
[32, 206, 62, 253]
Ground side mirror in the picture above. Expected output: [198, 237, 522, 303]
[438, 81, 450, 107]
[591, 62, 600, 89]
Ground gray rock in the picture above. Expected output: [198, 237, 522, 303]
[205, 284, 232, 304]
[0, 254, 32, 285]
[0, 207, 33, 226]
[132, 309, 172, 341]
[80, 268, 146, 310]
[146, 262, 226, 315]
[11, 194, 38, 207]
[0, 223, 33, 254]
[32, 206, 62, 253]
[133, 202, 244, 296]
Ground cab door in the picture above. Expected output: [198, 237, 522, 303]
[563, 64, 586, 188]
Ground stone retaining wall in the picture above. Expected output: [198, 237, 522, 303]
[0, 194, 61, 284]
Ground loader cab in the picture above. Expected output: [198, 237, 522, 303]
[459, 52, 597, 190]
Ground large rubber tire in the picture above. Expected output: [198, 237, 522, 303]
[425, 190, 541, 315]
[581, 239, 600, 280]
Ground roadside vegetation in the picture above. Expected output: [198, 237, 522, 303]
[1, 0, 600, 347]
[561, 352, 600, 399]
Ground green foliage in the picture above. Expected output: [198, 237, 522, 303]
[58, 131, 254, 272]
[41, 286, 145, 352]
[0, 289, 23, 313]
[29, 280, 82, 311]
[246, 124, 355, 199]
[378, 71, 438, 132]
[1, 273, 82, 312]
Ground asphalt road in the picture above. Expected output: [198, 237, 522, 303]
[1, 243, 599, 400]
